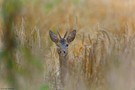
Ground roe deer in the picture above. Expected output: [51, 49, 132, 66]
[49, 29, 76, 86]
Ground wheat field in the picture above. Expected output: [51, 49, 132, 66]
[0, 0, 135, 90]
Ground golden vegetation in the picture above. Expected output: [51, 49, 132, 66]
[0, 0, 135, 90]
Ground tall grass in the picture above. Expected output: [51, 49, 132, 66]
[0, 0, 135, 90]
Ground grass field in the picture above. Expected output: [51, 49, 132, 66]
[0, 0, 135, 90]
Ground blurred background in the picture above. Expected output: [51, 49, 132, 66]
[0, 0, 135, 90]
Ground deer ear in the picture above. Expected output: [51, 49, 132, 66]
[67, 30, 76, 43]
[49, 30, 58, 43]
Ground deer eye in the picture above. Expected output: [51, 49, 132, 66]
[66, 44, 68, 47]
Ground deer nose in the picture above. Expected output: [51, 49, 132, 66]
[63, 51, 66, 54]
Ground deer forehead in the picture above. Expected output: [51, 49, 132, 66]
[60, 39, 67, 44]
[57, 39, 68, 48]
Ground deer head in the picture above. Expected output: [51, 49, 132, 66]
[49, 30, 76, 57]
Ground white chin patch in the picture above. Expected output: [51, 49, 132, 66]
[61, 53, 67, 57]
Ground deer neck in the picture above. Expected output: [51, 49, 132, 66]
[59, 54, 68, 85]
[59, 55, 68, 68]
